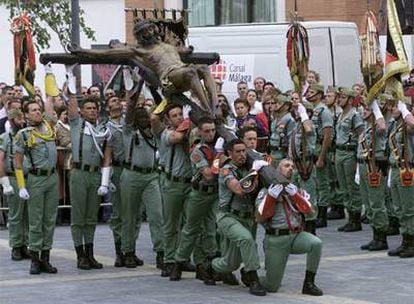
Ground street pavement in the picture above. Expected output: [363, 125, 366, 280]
[0, 219, 413, 304]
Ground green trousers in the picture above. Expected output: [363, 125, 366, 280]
[326, 152, 342, 206]
[109, 166, 123, 245]
[293, 170, 317, 221]
[120, 169, 163, 253]
[315, 156, 331, 208]
[359, 163, 388, 230]
[335, 150, 361, 212]
[174, 189, 218, 265]
[162, 179, 191, 263]
[262, 231, 322, 292]
[7, 177, 29, 248]
[390, 167, 414, 234]
[70, 169, 101, 247]
[212, 212, 260, 273]
[27, 173, 58, 251]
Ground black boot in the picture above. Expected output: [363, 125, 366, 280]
[302, 270, 323, 296]
[75, 245, 91, 270]
[40, 250, 58, 273]
[246, 270, 266, 296]
[133, 253, 144, 266]
[156, 251, 164, 269]
[386, 217, 400, 236]
[11, 247, 23, 261]
[327, 205, 345, 220]
[161, 262, 174, 277]
[388, 234, 408, 256]
[169, 262, 183, 281]
[198, 260, 216, 285]
[124, 252, 137, 268]
[342, 212, 362, 232]
[85, 243, 103, 269]
[240, 267, 250, 287]
[305, 220, 317, 236]
[221, 272, 240, 285]
[315, 206, 327, 228]
[20, 245, 32, 259]
[29, 250, 41, 275]
[360, 228, 376, 250]
[360, 213, 370, 224]
[114, 241, 124, 267]
[368, 229, 388, 251]
[181, 260, 196, 272]
[400, 234, 414, 258]
[337, 211, 352, 232]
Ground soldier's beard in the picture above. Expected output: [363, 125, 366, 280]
[139, 33, 161, 47]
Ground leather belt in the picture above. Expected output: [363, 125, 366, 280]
[336, 145, 357, 152]
[157, 165, 166, 173]
[219, 207, 253, 219]
[29, 168, 56, 176]
[269, 146, 280, 152]
[123, 163, 157, 174]
[6, 172, 27, 177]
[165, 172, 191, 184]
[265, 227, 297, 236]
[72, 163, 100, 172]
[112, 160, 122, 167]
[191, 181, 217, 193]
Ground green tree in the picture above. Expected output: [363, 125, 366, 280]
[1, 0, 95, 51]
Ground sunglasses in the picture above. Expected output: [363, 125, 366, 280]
[264, 102, 277, 105]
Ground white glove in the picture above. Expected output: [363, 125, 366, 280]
[398, 101, 411, 119]
[371, 100, 383, 120]
[19, 188, 30, 200]
[123, 66, 134, 91]
[182, 105, 191, 120]
[297, 103, 309, 122]
[98, 167, 111, 196]
[252, 160, 268, 172]
[0, 176, 14, 195]
[65, 64, 77, 95]
[354, 163, 360, 185]
[268, 184, 284, 199]
[214, 137, 225, 153]
[44, 61, 53, 74]
[284, 183, 298, 196]
[387, 168, 392, 189]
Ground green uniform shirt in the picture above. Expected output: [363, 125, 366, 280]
[312, 102, 333, 154]
[0, 129, 29, 174]
[335, 108, 364, 147]
[123, 124, 158, 168]
[289, 118, 316, 158]
[256, 188, 301, 229]
[190, 142, 217, 186]
[218, 162, 252, 211]
[388, 120, 414, 166]
[269, 112, 295, 153]
[107, 119, 125, 163]
[70, 116, 108, 166]
[161, 127, 192, 178]
[357, 123, 387, 160]
[14, 123, 57, 170]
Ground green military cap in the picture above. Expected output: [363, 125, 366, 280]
[377, 92, 397, 102]
[302, 100, 314, 110]
[7, 109, 23, 120]
[277, 94, 292, 104]
[309, 83, 325, 93]
[338, 86, 357, 98]
[326, 85, 339, 94]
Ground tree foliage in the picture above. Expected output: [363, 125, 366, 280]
[0, 0, 95, 52]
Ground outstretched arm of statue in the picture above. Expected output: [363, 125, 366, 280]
[69, 45, 135, 60]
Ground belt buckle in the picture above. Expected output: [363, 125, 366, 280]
[89, 165, 96, 173]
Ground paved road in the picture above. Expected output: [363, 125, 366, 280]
[0, 219, 413, 304]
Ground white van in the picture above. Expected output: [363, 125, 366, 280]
[188, 21, 363, 100]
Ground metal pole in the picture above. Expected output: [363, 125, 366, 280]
[71, 0, 81, 92]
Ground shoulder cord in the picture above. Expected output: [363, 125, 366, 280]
[8, 133, 14, 172]
[79, 120, 85, 163]
[21, 131, 35, 171]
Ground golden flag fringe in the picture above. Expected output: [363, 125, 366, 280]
[367, 0, 409, 102]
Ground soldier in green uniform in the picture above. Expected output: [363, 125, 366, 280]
[256, 158, 323, 296]
[170, 116, 219, 281]
[335, 87, 364, 232]
[209, 139, 267, 296]
[159, 103, 194, 276]
[387, 98, 414, 258]
[269, 94, 295, 167]
[114, 94, 163, 268]
[67, 65, 112, 270]
[306, 84, 333, 228]
[0, 108, 30, 261]
[357, 100, 389, 250]
[14, 99, 59, 274]
[289, 101, 318, 234]
[324, 86, 345, 220]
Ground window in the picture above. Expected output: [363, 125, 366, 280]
[184, 0, 277, 26]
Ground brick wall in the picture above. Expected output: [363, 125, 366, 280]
[285, 0, 384, 34]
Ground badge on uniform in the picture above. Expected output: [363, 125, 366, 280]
[400, 169, 414, 187]
[239, 171, 258, 193]
[368, 172, 381, 187]
[191, 152, 202, 163]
